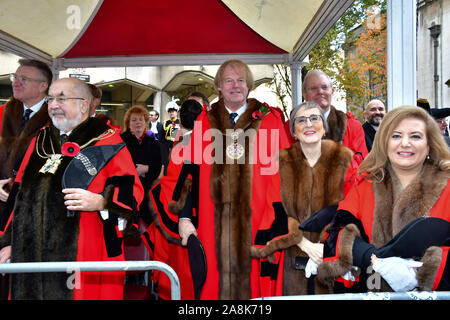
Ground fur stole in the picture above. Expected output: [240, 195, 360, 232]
[0, 97, 50, 178]
[371, 164, 449, 247]
[326, 106, 347, 144]
[10, 118, 111, 300]
[207, 98, 264, 299]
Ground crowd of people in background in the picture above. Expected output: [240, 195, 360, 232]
[0, 58, 448, 300]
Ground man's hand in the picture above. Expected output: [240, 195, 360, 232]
[0, 246, 11, 263]
[178, 218, 197, 246]
[0, 178, 12, 202]
[63, 188, 104, 212]
[135, 164, 149, 177]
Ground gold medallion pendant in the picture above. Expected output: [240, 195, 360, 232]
[226, 131, 245, 160]
[39, 154, 63, 174]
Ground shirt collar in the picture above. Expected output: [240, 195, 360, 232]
[225, 103, 247, 121]
[23, 97, 46, 116]
[323, 108, 331, 121]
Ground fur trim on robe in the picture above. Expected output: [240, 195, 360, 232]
[207, 98, 264, 299]
[0, 97, 50, 179]
[6, 118, 137, 299]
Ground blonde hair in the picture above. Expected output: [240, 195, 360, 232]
[123, 105, 150, 131]
[359, 105, 450, 182]
[214, 60, 254, 95]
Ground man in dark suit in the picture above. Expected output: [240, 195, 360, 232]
[362, 99, 385, 151]
[148, 109, 163, 140]
[430, 107, 450, 147]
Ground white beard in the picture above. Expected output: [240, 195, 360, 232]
[51, 108, 84, 133]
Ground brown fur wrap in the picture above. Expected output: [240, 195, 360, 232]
[207, 98, 264, 299]
[255, 140, 352, 294]
[318, 163, 450, 288]
[326, 106, 347, 144]
[371, 164, 449, 247]
[0, 97, 50, 179]
[416, 246, 443, 290]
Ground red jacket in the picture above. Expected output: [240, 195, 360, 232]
[321, 165, 450, 291]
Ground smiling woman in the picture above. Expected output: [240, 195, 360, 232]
[318, 106, 450, 293]
[387, 118, 429, 187]
[253, 101, 353, 295]
[121, 105, 162, 224]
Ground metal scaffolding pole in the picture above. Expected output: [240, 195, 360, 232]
[0, 260, 181, 300]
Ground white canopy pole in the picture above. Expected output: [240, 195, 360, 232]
[387, 0, 417, 111]
[290, 61, 303, 109]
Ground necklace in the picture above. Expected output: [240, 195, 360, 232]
[225, 130, 245, 160]
[36, 128, 115, 174]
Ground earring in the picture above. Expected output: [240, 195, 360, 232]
[426, 154, 430, 161]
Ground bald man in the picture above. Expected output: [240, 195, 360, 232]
[0, 78, 144, 300]
[362, 99, 386, 151]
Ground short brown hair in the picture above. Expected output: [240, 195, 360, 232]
[18, 58, 53, 92]
[87, 83, 102, 99]
[123, 105, 150, 131]
[289, 101, 328, 138]
[214, 60, 254, 95]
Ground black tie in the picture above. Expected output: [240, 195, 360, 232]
[22, 109, 33, 127]
[60, 134, 68, 146]
[230, 112, 238, 128]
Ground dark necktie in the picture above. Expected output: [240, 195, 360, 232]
[229, 112, 238, 128]
[22, 109, 33, 127]
[60, 133, 68, 146]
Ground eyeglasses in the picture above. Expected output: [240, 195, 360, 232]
[306, 85, 331, 93]
[293, 114, 323, 125]
[10, 73, 45, 84]
[45, 96, 86, 105]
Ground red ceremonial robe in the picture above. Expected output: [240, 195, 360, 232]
[318, 164, 450, 291]
[0, 103, 5, 135]
[186, 99, 290, 299]
[0, 118, 144, 300]
[143, 137, 196, 300]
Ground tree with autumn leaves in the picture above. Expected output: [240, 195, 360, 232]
[338, 11, 387, 119]
[270, 1, 387, 120]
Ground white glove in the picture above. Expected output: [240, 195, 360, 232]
[372, 257, 423, 292]
[305, 259, 318, 278]
[341, 266, 359, 282]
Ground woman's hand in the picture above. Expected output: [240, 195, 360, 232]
[297, 237, 324, 265]
[63, 188, 105, 212]
[371, 255, 423, 291]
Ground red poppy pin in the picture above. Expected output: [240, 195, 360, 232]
[252, 102, 271, 120]
[61, 142, 81, 157]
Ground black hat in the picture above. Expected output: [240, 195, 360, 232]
[430, 108, 450, 119]
[187, 234, 207, 300]
[417, 98, 431, 114]
[376, 217, 450, 259]
[299, 205, 338, 232]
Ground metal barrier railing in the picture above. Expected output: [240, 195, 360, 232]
[255, 291, 450, 300]
[0, 260, 181, 300]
